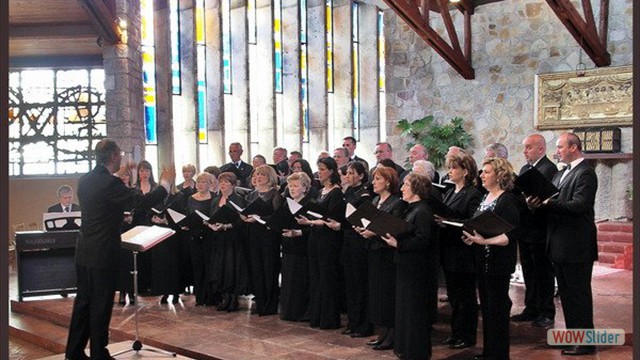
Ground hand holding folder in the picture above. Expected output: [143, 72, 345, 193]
[441, 210, 514, 238]
[229, 198, 273, 217]
[514, 167, 559, 201]
[265, 198, 302, 233]
[346, 201, 412, 238]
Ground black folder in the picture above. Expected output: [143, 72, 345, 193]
[365, 211, 413, 239]
[425, 194, 454, 217]
[208, 205, 240, 224]
[166, 208, 206, 230]
[442, 210, 515, 238]
[346, 201, 380, 228]
[433, 180, 455, 192]
[304, 200, 346, 222]
[514, 167, 559, 201]
[265, 199, 301, 233]
[229, 197, 273, 217]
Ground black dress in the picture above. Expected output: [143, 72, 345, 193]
[368, 195, 406, 328]
[174, 185, 196, 290]
[185, 195, 214, 305]
[394, 200, 436, 360]
[308, 187, 345, 329]
[341, 184, 373, 335]
[440, 185, 482, 344]
[473, 192, 520, 360]
[246, 188, 283, 315]
[279, 195, 313, 321]
[130, 184, 160, 293]
[150, 193, 183, 296]
[208, 192, 251, 296]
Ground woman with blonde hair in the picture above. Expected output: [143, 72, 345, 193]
[242, 165, 283, 315]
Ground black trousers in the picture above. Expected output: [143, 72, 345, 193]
[554, 262, 594, 330]
[65, 264, 117, 360]
[477, 273, 512, 360]
[444, 270, 478, 343]
[249, 227, 281, 315]
[519, 240, 556, 318]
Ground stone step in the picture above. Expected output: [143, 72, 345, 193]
[597, 231, 633, 244]
[9, 311, 68, 354]
[596, 221, 633, 233]
[597, 252, 617, 264]
[598, 243, 631, 254]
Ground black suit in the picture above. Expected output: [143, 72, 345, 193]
[518, 156, 557, 319]
[65, 164, 168, 360]
[220, 160, 253, 188]
[545, 159, 598, 332]
[351, 155, 369, 171]
[47, 203, 81, 212]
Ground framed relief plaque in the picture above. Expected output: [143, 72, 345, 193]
[534, 65, 632, 130]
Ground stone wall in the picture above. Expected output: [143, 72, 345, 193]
[383, 0, 633, 220]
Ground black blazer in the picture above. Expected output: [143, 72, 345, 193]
[367, 194, 406, 250]
[439, 185, 482, 273]
[75, 164, 168, 270]
[220, 161, 254, 188]
[351, 155, 370, 171]
[47, 203, 81, 213]
[518, 156, 558, 243]
[545, 160, 598, 264]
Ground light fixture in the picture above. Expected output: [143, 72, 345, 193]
[450, 0, 461, 3]
[115, 16, 128, 30]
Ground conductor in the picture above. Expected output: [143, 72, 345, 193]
[65, 139, 175, 360]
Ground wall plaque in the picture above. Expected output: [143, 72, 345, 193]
[534, 66, 632, 130]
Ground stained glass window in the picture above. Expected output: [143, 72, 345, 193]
[326, 0, 334, 93]
[222, 0, 232, 94]
[141, 0, 157, 144]
[352, 2, 360, 140]
[196, 0, 207, 144]
[274, 0, 283, 94]
[300, 0, 309, 143]
[170, 0, 181, 95]
[9, 69, 106, 176]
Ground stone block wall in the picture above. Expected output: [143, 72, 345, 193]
[383, 0, 633, 220]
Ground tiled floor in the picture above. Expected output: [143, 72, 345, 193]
[9, 265, 633, 360]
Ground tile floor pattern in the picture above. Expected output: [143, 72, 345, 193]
[8, 266, 633, 360]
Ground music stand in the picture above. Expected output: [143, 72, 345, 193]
[115, 226, 177, 358]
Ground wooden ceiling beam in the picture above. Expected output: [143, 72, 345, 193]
[10, 23, 96, 39]
[545, 0, 611, 66]
[383, 0, 474, 79]
[10, 55, 104, 68]
[76, 0, 121, 44]
[437, 0, 462, 54]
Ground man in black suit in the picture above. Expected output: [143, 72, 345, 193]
[342, 136, 369, 171]
[407, 144, 440, 184]
[511, 134, 557, 328]
[528, 133, 598, 356]
[48, 185, 81, 213]
[65, 139, 174, 360]
[219, 142, 253, 188]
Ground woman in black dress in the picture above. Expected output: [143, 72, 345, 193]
[206, 172, 250, 311]
[339, 162, 373, 337]
[462, 157, 520, 360]
[381, 172, 436, 360]
[242, 165, 283, 316]
[176, 164, 197, 294]
[117, 168, 136, 305]
[184, 172, 215, 306]
[297, 157, 345, 329]
[437, 153, 482, 349]
[355, 166, 405, 350]
[279, 172, 313, 321]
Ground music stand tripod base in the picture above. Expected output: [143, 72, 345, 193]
[112, 250, 176, 358]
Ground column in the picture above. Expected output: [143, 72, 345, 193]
[154, 0, 176, 169]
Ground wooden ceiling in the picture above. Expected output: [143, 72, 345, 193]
[9, 0, 117, 68]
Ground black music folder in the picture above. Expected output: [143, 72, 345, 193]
[432, 180, 455, 192]
[365, 211, 413, 239]
[208, 205, 240, 224]
[442, 210, 515, 238]
[166, 208, 206, 229]
[346, 201, 380, 228]
[229, 198, 273, 217]
[514, 167, 559, 201]
[305, 200, 346, 222]
[425, 194, 454, 217]
[265, 198, 301, 233]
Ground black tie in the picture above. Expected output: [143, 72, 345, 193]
[565, 164, 571, 171]
[65, 206, 70, 213]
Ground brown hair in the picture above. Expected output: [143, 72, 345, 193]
[218, 172, 237, 186]
[481, 157, 515, 190]
[404, 172, 431, 200]
[446, 153, 478, 186]
[372, 166, 399, 194]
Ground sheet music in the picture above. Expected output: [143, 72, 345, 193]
[361, 218, 371, 228]
[195, 209, 210, 222]
[228, 200, 244, 212]
[167, 208, 186, 224]
[345, 203, 357, 218]
[286, 197, 303, 214]
[121, 225, 175, 252]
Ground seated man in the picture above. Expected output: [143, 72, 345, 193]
[48, 185, 81, 213]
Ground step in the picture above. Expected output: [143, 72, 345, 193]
[597, 252, 617, 264]
[597, 231, 633, 244]
[596, 221, 633, 233]
[9, 311, 69, 354]
[598, 243, 630, 254]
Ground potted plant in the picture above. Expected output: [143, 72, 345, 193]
[396, 115, 473, 168]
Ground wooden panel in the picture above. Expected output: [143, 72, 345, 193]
[10, 37, 102, 57]
[9, 0, 91, 24]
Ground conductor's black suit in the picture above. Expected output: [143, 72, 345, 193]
[65, 164, 167, 360]
[545, 159, 597, 332]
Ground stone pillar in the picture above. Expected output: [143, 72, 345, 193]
[104, 0, 145, 158]
[154, 0, 175, 169]
[224, 0, 249, 154]
[281, 0, 302, 152]
[332, 0, 353, 147]
[205, 0, 225, 166]
[307, 0, 327, 158]
[173, 0, 198, 169]
[357, 3, 378, 166]
[253, 0, 275, 157]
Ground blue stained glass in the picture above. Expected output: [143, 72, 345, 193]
[144, 105, 157, 143]
[170, 0, 181, 94]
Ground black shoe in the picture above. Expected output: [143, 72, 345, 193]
[226, 295, 238, 312]
[473, 355, 488, 360]
[341, 328, 354, 335]
[218, 294, 231, 311]
[129, 293, 136, 305]
[160, 295, 169, 304]
[172, 294, 180, 304]
[561, 345, 596, 356]
[449, 339, 474, 349]
[65, 352, 90, 360]
[118, 292, 126, 305]
[373, 344, 394, 351]
[350, 332, 372, 338]
[510, 312, 537, 322]
[532, 315, 554, 328]
[441, 336, 457, 345]
[367, 338, 383, 346]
